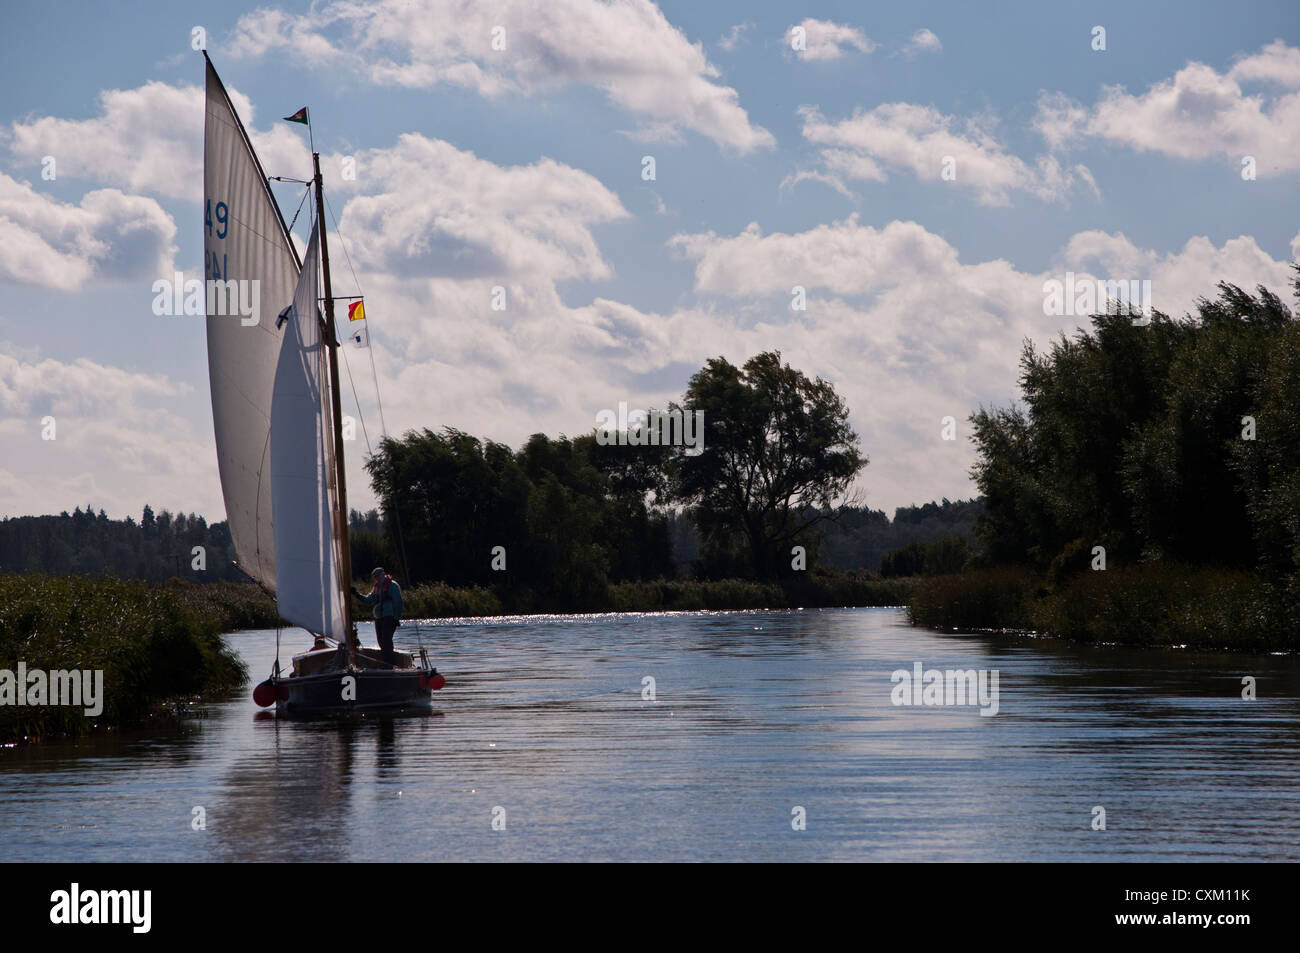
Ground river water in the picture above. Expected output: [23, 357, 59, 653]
[2, 607, 1297, 862]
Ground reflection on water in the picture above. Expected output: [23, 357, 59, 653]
[2, 609, 1297, 861]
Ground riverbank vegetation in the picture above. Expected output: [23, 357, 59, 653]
[399, 571, 914, 617]
[0, 575, 253, 743]
[912, 277, 1300, 651]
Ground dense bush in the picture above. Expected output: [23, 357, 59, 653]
[1032, 565, 1283, 650]
[908, 568, 1037, 631]
[907, 563, 1292, 651]
[0, 574, 249, 742]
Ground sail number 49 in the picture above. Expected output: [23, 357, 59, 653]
[205, 199, 228, 239]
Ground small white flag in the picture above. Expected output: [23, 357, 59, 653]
[349, 325, 369, 348]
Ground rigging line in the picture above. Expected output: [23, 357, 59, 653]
[309, 199, 373, 459]
[314, 193, 376, 513]
[341, 344, 373, 456]
[286, 183, 312, 234]
[365, 334, 388, 437]
[322, 190, 411, 587]
[320, 192, 389, 437]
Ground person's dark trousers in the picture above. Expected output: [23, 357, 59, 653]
[376, 616, 398, 665]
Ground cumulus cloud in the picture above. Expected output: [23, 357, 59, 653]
[718, 21, 754, 52]
[330, 133, 627, 287]
[226, 0, 774, 153]
[1058, 228, 1300, 321]
[669, 216, 959, 296]
[900, 28, 942, 58]
[787, 18, 877, 61]
[320, 145, 1295, 513]
[289, 132, 641, 478]
[0, 344, 217, 519]
[1228, 38, 1300, 87]
[656, 216, 1299, 509]
[793, 103, 1097, 205]
[0, 171, 176, 290]
[1033, 41, 1300, 173]
[5, 79, 312, 200]
[327, 206, 1297, 514]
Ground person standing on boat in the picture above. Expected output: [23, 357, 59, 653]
[353, 567, 403, 664]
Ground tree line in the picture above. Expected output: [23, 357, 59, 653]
[358, 351, 978, 605]
[3, 350, 982, 596]
[969, 276, 1300, 612]
[0, 506, 241, 581]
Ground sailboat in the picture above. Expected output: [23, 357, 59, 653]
[203, 53, 443, 713]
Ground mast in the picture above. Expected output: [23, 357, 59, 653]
[312, 152, 358, 666]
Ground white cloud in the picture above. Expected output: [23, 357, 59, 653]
[657, 216, 1299, 510]
[315, 208, 1296, 516]
[0, 171, 176, 290]
[1033, 42, 1300, 173]
[787, 18, 877, 61]
[329, 133, 628, 289]
[1058, 229, 1300, 321]
[6, 80, 312, 200]
[718, 21, 754, 52]
[795, 103, 1097, 205]
[227, 0, 774, 153]
[0, 344, 217, 519]
[279, 132, 641, 496]
[1228, 39, 1300, 87]
[325, 171, 1295, 512]
[900, 28, 942, 58]
[1032, 91, 1092, 153]
[669, 216, 959, 296]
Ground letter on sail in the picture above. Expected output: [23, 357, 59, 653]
[271, 224, 345, 640]
[204, 55, 301, 589]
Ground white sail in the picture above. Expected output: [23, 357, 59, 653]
[271, 224, 346, 639]
[204, 56, 301, 589]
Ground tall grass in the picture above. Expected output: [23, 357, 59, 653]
[163, 578, 283, 630]
[0, 574, 249, 743]
[397, 572, 914, 617]
[908, 567, 1037, 631]
[908, 564, 1293, 651]
[400, 582, 504, 618]
[1033, 564, 1284, 650]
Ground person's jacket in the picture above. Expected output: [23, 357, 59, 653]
[358, 575, 402, 620]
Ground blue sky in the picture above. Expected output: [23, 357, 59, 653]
[1, 0, 1297, 523]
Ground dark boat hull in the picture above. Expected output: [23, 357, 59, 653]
[254, 644, 442, 716]
[276, 668, 434, 715]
